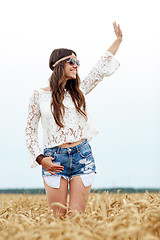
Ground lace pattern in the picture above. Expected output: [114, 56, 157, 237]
[25, 90, 42, 167]
[25, 50, 120, 167]
[80, 50, 120, 95]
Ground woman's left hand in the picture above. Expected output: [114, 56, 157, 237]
[113, 21, 123, 40]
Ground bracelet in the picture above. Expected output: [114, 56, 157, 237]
[36, 154, 45, 165]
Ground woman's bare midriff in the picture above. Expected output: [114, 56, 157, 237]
[57, 138, 86, 148]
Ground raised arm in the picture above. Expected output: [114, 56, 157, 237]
[25, 90, 43, 168]
[80, 21, 122, 95]
[107, 21, 123, 55]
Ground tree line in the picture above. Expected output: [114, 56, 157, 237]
[0, 188, 159, 194]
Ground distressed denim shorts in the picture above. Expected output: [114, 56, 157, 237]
[42, 139, 96, 188]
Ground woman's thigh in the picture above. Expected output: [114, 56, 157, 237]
[69, 175, 91, 214]
[43, 176, 68, 217]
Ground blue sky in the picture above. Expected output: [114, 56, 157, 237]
[0, 0, 159, 189]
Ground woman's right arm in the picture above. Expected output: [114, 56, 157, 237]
[25, 90, 44, 168]
[25, 90, 64, 174]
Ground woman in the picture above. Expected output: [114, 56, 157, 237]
[25, 22, 123, 217]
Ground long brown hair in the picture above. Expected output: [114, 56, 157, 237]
[49, 48, 87, 130]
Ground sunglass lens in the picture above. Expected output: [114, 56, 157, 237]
[69, 58, 75, 65]
[76, 60, 80, 66]
[67, 58, 80, 67]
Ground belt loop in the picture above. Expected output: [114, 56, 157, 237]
[76, 145, 79, 153]
[57, 147, 60, 154]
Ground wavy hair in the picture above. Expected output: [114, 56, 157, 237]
[49, 48, 87, 130]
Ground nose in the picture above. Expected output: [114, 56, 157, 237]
[73, 63, 78, 68]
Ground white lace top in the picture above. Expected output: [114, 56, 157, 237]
[25, 50, 120, 167]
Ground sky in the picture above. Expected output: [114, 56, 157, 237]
[0, 0, 160, 189]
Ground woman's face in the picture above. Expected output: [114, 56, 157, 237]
[64, 53, 78, 80]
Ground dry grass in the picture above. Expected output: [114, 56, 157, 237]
[0, 191, 160, 240]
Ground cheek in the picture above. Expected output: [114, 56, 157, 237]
[65, 68, 71, 76]
[64, 66, 71, 76]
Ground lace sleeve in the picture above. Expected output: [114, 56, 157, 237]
[25, 90, 43, 168]
[80, 50, 120, 95]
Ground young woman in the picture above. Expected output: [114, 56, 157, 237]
[25, 22, 122, 217]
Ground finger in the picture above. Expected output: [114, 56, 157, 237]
[54, 169, 63, 172]
[52, 167, 64, 172]
[52, 164, 64, 169]
[53, 166, 64, 170]
[49, 167, 63, 173]
[49, 171, 56, 176]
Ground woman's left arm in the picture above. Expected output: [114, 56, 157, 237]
[80, 22, 123, 95]
[107, 22, 123, 55]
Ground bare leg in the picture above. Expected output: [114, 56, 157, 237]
[43, 177, 68, 217]
[68, 175, 91, 216]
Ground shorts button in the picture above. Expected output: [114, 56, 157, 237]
[69, 149, 72, 152]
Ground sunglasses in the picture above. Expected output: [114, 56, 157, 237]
[66, 58, 80, 67]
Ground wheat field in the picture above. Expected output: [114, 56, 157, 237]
[0, 191, 160, 240]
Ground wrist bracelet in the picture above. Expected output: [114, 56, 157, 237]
[36, 154, 45, 165]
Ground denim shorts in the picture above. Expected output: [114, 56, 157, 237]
[42, 139, 96, 188]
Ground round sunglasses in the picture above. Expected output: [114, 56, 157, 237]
[65, 58, 80, 67]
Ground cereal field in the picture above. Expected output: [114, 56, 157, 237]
[0, 191, 160, 240]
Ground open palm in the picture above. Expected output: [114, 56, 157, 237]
[113, 21, 123, 39]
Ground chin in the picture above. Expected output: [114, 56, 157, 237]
[69, 75, 76, 79]
[66, 74, 77, 80]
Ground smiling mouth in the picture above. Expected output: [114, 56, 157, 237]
[71, 70, 76, 74]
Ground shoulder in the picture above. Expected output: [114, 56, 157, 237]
[30, 87, 51, 96]
[40, 86, 51, 92]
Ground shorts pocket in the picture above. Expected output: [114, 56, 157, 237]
[43, 175, 61, 188]
[80, 173, 95, 187]
[44, 148, 56, 160]
[42, 149, 58, 177]
[78, 144, 93, 158]
[42, 167, 52, 177]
